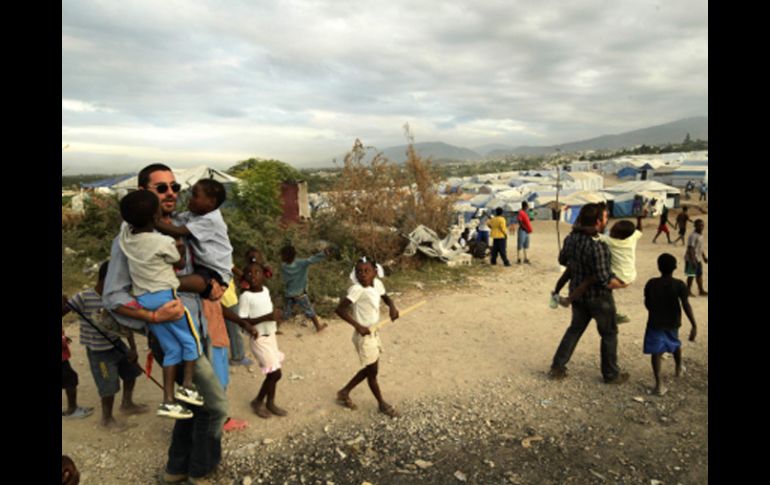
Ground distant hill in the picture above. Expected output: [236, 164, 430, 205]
[472, 143, 516, 156]
[490, 116, 708, 157]
[326, 141, 482, 165]
[555, 116, 707, 153]
[314, 116, 708, 166]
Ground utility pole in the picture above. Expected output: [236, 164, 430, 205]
[554, 148, 562, 252]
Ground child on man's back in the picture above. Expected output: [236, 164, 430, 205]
[552, 217, 642, 320]
[119, 190, 203, 419]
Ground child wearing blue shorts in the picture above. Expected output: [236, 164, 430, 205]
[643, 253, 698, 396]
[119, 190, 204, 419]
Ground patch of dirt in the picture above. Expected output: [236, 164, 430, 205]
[62, 215, 708, 484]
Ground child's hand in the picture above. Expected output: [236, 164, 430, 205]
[207, 281, 224, 301]
[356, 324, 371, 336]
[272, 309, 282, 322]
[689, 327, 697, 342]
[389, 307, 400, 321]
[248, 325, 259, 339]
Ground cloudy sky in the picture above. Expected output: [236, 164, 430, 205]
[62, 0, 707, 174]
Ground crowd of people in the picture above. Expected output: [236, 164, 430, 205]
[63, 165, 707, 483]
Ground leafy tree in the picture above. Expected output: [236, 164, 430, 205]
[226, 158, 303, 220]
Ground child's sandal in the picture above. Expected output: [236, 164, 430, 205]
[379, 403, 400, 418]
[336, 392, 357, 410]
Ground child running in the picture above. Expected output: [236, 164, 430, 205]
[643, 253, 697, 396]
[280, 245, 331, 332]
[335, 256, 401, 418]
[118, 190, 203, 419]
[155, 179, 234, 298]
[237, 262, 288, 418]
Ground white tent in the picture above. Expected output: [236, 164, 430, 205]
[561, 172, 604, 191]
[602, 180, 680, 196]
[110, 165, 240, 192]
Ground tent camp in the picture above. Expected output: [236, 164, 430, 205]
[604, 180, 680, 213]
[561, 172, 604, 191]
[110, 165, 240, 193]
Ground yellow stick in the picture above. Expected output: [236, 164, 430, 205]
[369, 300, 427, 333]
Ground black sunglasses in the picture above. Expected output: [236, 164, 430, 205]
[152, 182, 182, 194]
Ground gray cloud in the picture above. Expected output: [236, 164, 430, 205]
[62, 0, 707, 172]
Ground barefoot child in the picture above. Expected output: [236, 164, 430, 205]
[280, 245, 331, 332]
[155, 178, 234, 298]
[61, 318, 94, 420]
[237, 262, 288, 418]
[336, 257, 401, 418]
[643, 253, 697, 395]
[119, 190, 203, 419]
[62, 261, 148, 429]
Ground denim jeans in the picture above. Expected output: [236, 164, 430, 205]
[490, 238, 510, 265]
[551, 295, 620, 381]
[149, 334, 229, 478]
[225, 319, 245, 361]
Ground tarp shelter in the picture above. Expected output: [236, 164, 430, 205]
[402, 225, 469, 262]
[110, 165, 240, 193]
[477, 183, 513, 194]
[617, 167, 639, 179]
[561, 172, 604, 191]
[603, 180, 680, 197]
[669, 166, 708, 187]
[469, 193, 494, 207]
[570, 161, 591, 172]
[80, 174, 134, 189]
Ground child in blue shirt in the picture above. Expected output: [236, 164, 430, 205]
[279, 245, 332, 332]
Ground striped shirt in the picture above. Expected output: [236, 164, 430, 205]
[68, 289, 120, 351]
[558, 231, 614, 302]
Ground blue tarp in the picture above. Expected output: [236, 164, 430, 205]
[563, 205, 583, 225]
[80, 174, 134, 188]
[617, 167, 638, 179]
[612, 199, 635, 217]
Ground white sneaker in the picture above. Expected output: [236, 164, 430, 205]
[175, 386, 205, 406]
[157, 403, 193, 420]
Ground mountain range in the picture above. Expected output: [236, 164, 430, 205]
[322, 116, 707, 165]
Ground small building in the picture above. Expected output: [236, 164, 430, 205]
[280, 180, 310, 225]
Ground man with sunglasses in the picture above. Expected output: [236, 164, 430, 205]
[102, 163, 228, 484]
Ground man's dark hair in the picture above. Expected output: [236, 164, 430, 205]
[577, 203, 602, 227]
[682, 206, 689, 212]
[657, 253, 677, 275]
[521, 201, 529, 209]
[694, 218, 704, 225]
[495, 207, 503, 216]
[120, 190, 159, 227]
[98, 260, 110, 283]
[280, 245, 296, 261]
[138, 163, 173, 189]
[610, 220, 636, 240]
[195, 179, 227, 208]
